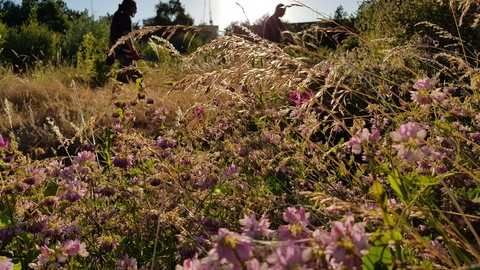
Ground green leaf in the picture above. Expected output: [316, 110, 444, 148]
[363, 232, 393, 270]
[44, 181, 58, 197]
[0, 210, 11, 227]
[163, 81, 176, 85]
[13, 263, 22, 270]
[411, 175, 439, 186]
[388, 170, 409, 205]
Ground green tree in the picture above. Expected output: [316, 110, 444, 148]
[0, 0, 81, 32]
[62, 13, 109, 59]
[2, 19, 60, 70]
[143, 0, 194, 26]
[0, 0, 26, 27]
[143, 0, 197, 53]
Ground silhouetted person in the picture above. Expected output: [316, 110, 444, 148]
[263, 4, 287, 43]
[109, 0, 143, 84]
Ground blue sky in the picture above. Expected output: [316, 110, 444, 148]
[13, 0, 361, 32]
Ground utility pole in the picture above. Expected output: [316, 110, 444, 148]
[203, 0, 213, 25]
[91, 0, 94, 18]
[209, 0, 213, 25]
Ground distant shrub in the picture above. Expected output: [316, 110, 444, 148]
[2, 20, 60, 70]
[62, 14, 110, 61]
[76, 32, 110, 87]
[0, 22, 7, 55]
[355, 0, 480, 51]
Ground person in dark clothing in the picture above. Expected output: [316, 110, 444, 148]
[109, 0, 143, 84]
[263, 4, 287, 43]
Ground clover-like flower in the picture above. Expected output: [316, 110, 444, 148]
[0, 256, 14, 270]
[348, 128, 380, 155]
[278, 207, 311, 240]
[117, 254, 138, 270]
[72, 151, 96, 165]
[0, 134, 8, 148]
[112, 154, 134, 169]
[410, 77, 446, 106]
[208, 228, 253, 267]
[239, 213, 274, 239]
[323, 214, 371, 269]
[390, 122, 429, 162]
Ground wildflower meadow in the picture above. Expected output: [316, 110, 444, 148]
[2, 0, 480, 269]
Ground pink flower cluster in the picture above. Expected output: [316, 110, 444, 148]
[289, 90, 314, 106]
[390, 122, 429, 162]
[177, 208, 371, 270]
[348, 128, 380, 155]
[28, 239, 89, 269]
[0, 256, 14, 270]
[0, 134, 8, 148]
[410, 77, 446, 106]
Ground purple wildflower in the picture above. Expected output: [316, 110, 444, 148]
[389, 122, 429, 162]
[208, 228, 253, 267]
[72, 151, 96, 166]
[221, 164, 241, 178]
[289, 90, 314, 106]
[0, 256, 14, 270]
[193, 107, 205, 118]
[0, 134, 8, 148]
[323, 213, 371, 269]
[117, 254, 138, 270]
[410, 77, 446, 106]
[348, 128, 380, 154]
[146, 98, 155, 105]
[97, 235, 120, 252]
[266, 241, 305, 269]
[112, 154, 134, 169]
[0, 227, 21, 241]
[156, 134, 177, 149]
[239, 213, 274, 239]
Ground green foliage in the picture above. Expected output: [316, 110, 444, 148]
[0, 21, 7, 51]
[143, 0, 194, 26]
[2, 19, 60, 70]
[76, 31, 110, 87]
[0, 0, 81, 32]
[363, 231, 394, 270]
[62, 13, 109, 60]
[355, 0, 480, 50]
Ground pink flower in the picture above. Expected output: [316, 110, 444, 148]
[117, 254, 138, 270]
[266, 241, 304, 269]
[208, 228, 253, 267]
[410, 77, 446, 106]
[279, 207, 311, 240]
[390, 122, 429, 162]
[283, 207, 310, 224]
[72, 151, 96, 165]
[193, 107, 205, 118]
[413, 77, 435, 90]
[289, 90, 314, 106]
[112, 154, 134, 168]
[239, 213, 274, 239]
[348, 128, 380, 154]
[0, 134, 8, 148]
[178, 258, 201, 270]
[0, 256, 14, 270]
[323, 214, 371, 269]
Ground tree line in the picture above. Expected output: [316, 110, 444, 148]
[1, 0, 479, 82]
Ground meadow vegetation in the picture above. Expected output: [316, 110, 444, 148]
[2, 0, 480, 269]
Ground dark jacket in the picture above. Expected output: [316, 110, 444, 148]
[110, 11, 133, 55]
[263, 16, 286, 43]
